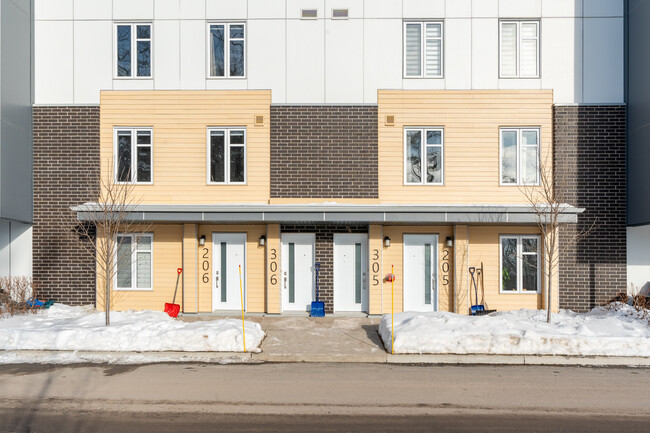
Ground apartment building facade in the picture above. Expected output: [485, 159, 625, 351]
[33, 0, 625, 315]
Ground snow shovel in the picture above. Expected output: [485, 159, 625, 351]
[310, 263, 324, 317]
[164, 268, 183, 318]
[469, 267, 485, 315]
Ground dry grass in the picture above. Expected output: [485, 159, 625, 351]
[603, 287, 650, 320]
[0, 276, 38, 317]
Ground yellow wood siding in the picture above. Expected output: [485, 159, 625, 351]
[196, 225, 266, 313]
[377, 90, 553, 204]
[182, 224, 198, 313]
[100, 90, 271, 204]
[266, 224, 281, 313]
[98, 224, 184, 312]
[368, 224, 383, 315]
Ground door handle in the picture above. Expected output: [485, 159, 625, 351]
[283, 272, 287, 289]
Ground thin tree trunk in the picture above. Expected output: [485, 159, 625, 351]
[105, 273, 110, 326]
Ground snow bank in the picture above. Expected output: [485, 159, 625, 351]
[379, 304, 650, 356]
[0, 305, 264, 353]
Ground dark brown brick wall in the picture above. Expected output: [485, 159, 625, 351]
[33, 106, 100, 305]
[270, 106, 378, 198]
[554, 105, 626, 312]
[281, 224, 368, 313]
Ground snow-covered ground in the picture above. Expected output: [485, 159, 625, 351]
[379, 304, 650, 356]
[0, 304, 265, 362]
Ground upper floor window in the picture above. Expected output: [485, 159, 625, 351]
[500, 127, 539, 185]
[404, 21, 443, 78]
[115, 23, 152, 78]
[404, 128, 444, 185]
[208, 128, 246, 184]
[114, 128, 152, 184]
[116, 233, 153, 291]
[499, 20, 539, 78]
[208, 23, 246, 78]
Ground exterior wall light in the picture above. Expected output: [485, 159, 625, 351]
[446, 236, 453, 247]
[259, 235, 266, 247]
[384, 236, 391, 248]
[199, 235, 206, 246]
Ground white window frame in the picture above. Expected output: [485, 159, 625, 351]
[114, 233, 154, 292]
[206, 127, 247, 185]
[404, 127, 445, 185]
[113, 22, 153, 79]
[499, 127, 540, 186]
[499, 20, 540, 78]
[113, 127, 153, 185]
[206, 22, 247, 79]
[499, 235, 541, 294]
[403, 20, 444, 79]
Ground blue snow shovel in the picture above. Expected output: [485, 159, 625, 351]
[310, 263, 324, 317]
[469, 267, 485, 315]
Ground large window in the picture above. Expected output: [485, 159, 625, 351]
[208, 23, 246, 78]
[500, 235, 540, 294]
[208, 128, 246, 184]
[404, 21, 443, 78]
[499, 20, 539, 78]
[116, 234, 153, 291]
[500, 128, 539, 185]
[404, 128, 444, 185]
[115, 23, 152, 78]
[114, 128, 153, 184]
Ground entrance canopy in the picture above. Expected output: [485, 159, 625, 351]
[72, 203, 583, 224]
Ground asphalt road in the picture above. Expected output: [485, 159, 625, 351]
[0, 363, 648, 432]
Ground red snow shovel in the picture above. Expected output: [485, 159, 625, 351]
[164, 268, 183, 318]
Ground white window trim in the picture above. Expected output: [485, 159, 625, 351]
[499, 127, 540, 186]
[499, 235, 541, 294]
[113, 22, 153, 80]
[114, 233, 154, 292]
[499, 20, 540, 79]
[206, 22, 247, 79]
[403, 127, 445, 186]
[403, 20, 444, 79]
[206, 127, 248, 185]
[113, 127, 154, 185]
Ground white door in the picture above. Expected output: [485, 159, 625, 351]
[281, 233, 315, 312]
[403, 234, 438, 312]
[333, 234, 368, 313]
[212, 233, 246, 311]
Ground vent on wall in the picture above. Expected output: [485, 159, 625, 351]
[255, 115, 264, 125]
[385, 115, 395, 126]
[301, 9, 318, 19]
[332, 9, 349, 19]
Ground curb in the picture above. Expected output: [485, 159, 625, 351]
[2, 350, 649, 367]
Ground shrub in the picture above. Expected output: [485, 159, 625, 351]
[0, 276, 37, 317]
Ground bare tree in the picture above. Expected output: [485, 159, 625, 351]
[61, 161, 151, 326]
[519, 156, 594, 323]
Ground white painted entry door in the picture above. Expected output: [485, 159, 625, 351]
[281, 233, 315, 312]
[212, 233, 246, 311]
[333, 234, 368, 313]
[403, 234, 438, 312]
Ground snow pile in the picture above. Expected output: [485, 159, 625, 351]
[379, 304, 650, 356]
[0, 304, 264, 353]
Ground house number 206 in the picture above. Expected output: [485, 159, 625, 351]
[202, 248, 209, 283]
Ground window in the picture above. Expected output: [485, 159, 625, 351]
[500, 235, 540, 293]
[114, 128, 153, 184]
[208, 23, 245, 78]
[404, 21, 443, 78]
[404, 128, 444, 185]
[116, 234, 153, 291]
[208, 128, 246, 184]
[301, 9, 318, 19]
[499, 20, 539, 78]
[115, 23, 152, 78]
[500, 128, 539, 185]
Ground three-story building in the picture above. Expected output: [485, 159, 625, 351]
[33, 0, 626, 315]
